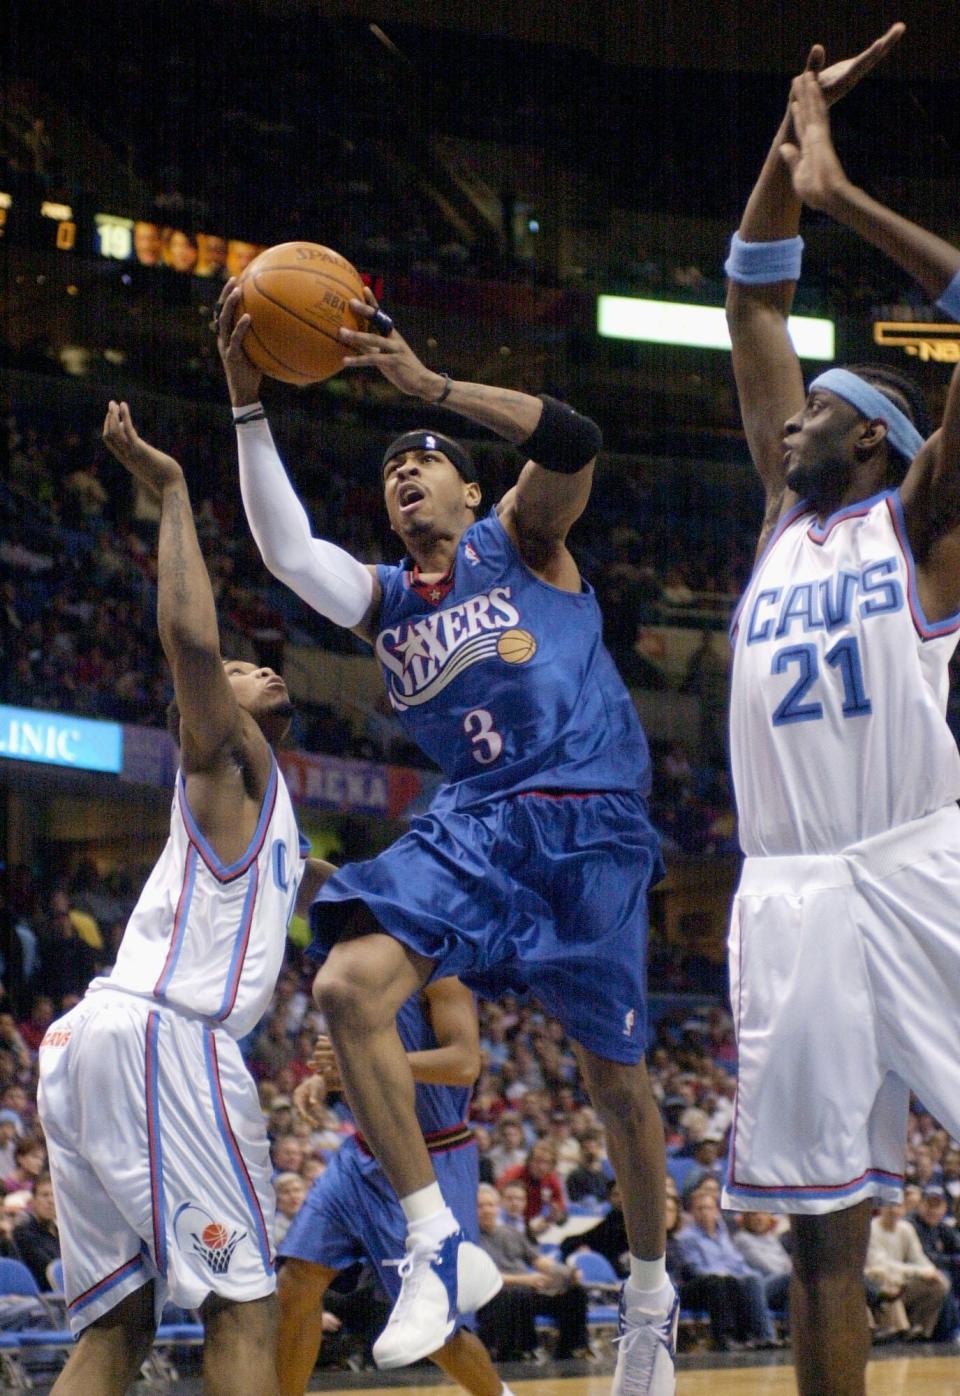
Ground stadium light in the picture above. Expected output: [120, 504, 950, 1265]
[598, 294, 835, 361]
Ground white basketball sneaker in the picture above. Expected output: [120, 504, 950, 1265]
[611, 1282, 679, 1396]
[373, 1227, 503, 1369]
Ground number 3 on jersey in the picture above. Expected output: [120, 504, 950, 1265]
[464, 707, 503, 764]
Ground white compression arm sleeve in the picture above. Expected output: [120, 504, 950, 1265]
[234, 408, 374, 629]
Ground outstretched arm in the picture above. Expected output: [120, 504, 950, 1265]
[215, 281, 381, 643]
[307, 976, 481, 1092]
[101, 402, 254, 773]
[726, 25, 905, 522]
[781, 70, 960, 303]
[339, 297, 600, 590]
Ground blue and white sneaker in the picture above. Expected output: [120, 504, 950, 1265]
[611, 1282, 679, 1396]
[372, 1227, 502, 1369]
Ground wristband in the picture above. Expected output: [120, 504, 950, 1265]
[936, 267, 960, 323]
[423, 373, 453, 405]
[725, 232, 804, 285]
[233, 402, 267, 426]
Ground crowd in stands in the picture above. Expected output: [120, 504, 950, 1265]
[1, 397, 752, 847]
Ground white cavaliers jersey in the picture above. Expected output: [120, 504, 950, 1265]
[730, 489, 960, 856]
[90, 759, 306, 1038]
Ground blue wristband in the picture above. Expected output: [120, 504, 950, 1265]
[724, 232, 804, 285]
[936, 267, 960, 323]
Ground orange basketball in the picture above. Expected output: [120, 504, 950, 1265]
[201, 1223, 229, 1250]
[238, 242, 365, 386]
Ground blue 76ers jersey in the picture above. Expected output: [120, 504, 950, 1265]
[375, 508, 652, 806]
[730, 490, 960, 856]
[397, 991, 470, 1135]
[90, 759, 306, 1039]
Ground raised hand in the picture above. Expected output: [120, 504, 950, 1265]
[102, 401, 183, 494]
[214, 277, 263, 407]
[292, 1074, 329, 1128]
[307, 1034, 342, 1091]
[338, 291, 440, 400]
[803, 22, 905, 108]
[780, 73, 850, 213]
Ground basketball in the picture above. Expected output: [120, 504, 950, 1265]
[238, 242, 366, 386]
[497, 628, 537, 664]
[201, 1223, 229, 1250]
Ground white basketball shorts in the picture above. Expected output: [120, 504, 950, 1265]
[723, 804, 960, 1216]
[38, 989, 276, 1332]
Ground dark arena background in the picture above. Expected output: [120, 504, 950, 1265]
[3, 1, 960, 1391]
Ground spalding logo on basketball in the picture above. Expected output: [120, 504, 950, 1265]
[496, 629, 537, 664]
[239, 241, 366, 386]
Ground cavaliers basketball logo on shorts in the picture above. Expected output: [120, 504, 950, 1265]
[174, 1203, 247, 1276]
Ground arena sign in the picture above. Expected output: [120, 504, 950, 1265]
[0, 705, 123, 773]
[873, 321, 960, 362]
[597, 294, 835, 360]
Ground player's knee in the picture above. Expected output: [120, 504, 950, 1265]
[586, 1061, 654, 1124]
[312, 965, 366, 1026]
[792, 1212, 867, 1288]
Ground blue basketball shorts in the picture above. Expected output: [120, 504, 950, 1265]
[310, 789, 664, 1064]
[278, 1135, 480, 1304]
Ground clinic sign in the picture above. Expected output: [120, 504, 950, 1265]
[0, 706, 123, 774]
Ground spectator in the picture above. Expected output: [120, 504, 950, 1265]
[497, 1139, 567, 1236]
[274, 1171, 307, 1247]
[498, 1180, 538, 1240]
[2, 1135, 45, 1194]
[866, 1202, 949, 1341]
[0, 1111, 21, 1177]
[486, 1114, 528, 1178]
[907, 1186, 960, 1339]
[561, 1180, 630, 1277]
[271, 1135, 305, 1178]
[674, 1192, 779, 1347]
[731, 1213, 792, 1323]
[564, 1129, 613, 1206]
[12, 1173, 59, 1290]
[665, 1188, 754, 1352]
[475, 1184, 589, 1361]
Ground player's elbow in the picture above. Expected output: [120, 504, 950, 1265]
[451, 1046, 482, 1087]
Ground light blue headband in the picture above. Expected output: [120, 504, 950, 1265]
[809, 369, 925, 462]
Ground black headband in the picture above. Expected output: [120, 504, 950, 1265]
[382, 430, 478, 483]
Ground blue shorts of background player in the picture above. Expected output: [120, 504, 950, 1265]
[276, 1136, 515, 1396]
[280, 1136, 480, 1311]
[311, 787, 665, 1066]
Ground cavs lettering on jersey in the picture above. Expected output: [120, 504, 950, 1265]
[375, 509, 652, 805]
[92, 759, 306, 1038]
[731, 489, 960, 857]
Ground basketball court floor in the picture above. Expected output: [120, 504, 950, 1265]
[31, 1344, 960, 1392]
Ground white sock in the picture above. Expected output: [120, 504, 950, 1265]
[627, 1255, 669, 1295]
[400, 1183, 457, 1241]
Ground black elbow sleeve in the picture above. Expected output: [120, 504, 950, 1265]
[522, 395, 602, 473]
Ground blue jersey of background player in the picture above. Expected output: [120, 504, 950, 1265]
[219, 278, 677, 1395]
[275, 977, 514, 1396]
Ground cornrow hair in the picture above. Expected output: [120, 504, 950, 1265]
[841, 363, 932, 482]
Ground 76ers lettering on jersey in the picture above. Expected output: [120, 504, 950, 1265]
[92, 759, 306, 1038]
[730, 490, 960, 856]
[375, 509, 652, 803]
